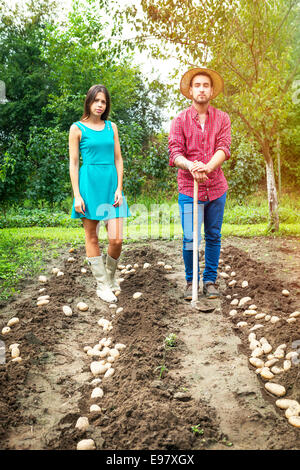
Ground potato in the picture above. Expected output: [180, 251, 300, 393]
[264, 382, 286, 397]
[225, 265, 231, 271]
[271, 366, 284, 374]
[242, 281, 248, 288]
[62, 306, 72, 317]
[230, 299, 239, 306]
[75, 417, 89, 432]
[133, 292, 142, 299]
[84, 346, 92, 352]
[262, 343, 272, 354]
[37, 295, 50, 301]
[239, 297, 252, 307]
[77, 439, 95, 450]
[290, 311, 300, 318]
[228, 280, 237, 287]
[7, 317, 19, 327]
[250, 324, 264, 331]
[67, 257, 75, 262]
[287, 318, 296, 324]
[275, 399, 299, 410]
[244, 310, 257, 316]
[251, 347, 264, 358]
[237, 321, 248, 328]
[286, 351, 298, 360]
[57, 271, 64, 277]
[260, 368, 274, 380]
[288, 416, 300, 428]
[125, 264, 132, 270]
[38, 275, 47, 283]
[90, 404, 101, 413]
[77, 302, 88, 311]
[109, 304, 117, 309]
[37, 299, 50, 306]
[249, 340, 261, 350]
[255, 313, 266, 320]
[1, 327, 11, 335]
[270, 316, 280, 324]
[164, 265, 172, 270]
[90, 378, 102, 386]
[282, 289, 290, 297]
[248, 333, 256, 341]
[11, 347, 20, 358]
[104, 367, 114, 378]
[39, 288, 46, 293]
[219, 272, 229, 279]
[249, 357, 264, 368]
[9, 343, 20, 351]
[90, 362, 108, 376]
[248, 305, 258, 310]
[109, 348, 120, 358]
[118, 264, 125, 270]
[91, 387, 104, 399]
[103, 339, 111, 347]
[157, 261, 165, 266]
[115, 290, 121, 297]
[115, 343, 126, 351]
[265, 358, 278, 368]
[230, 272, 236, 277]
[229, 309, 237, 316]
[52, 268, 60, 274]
[81, 268, 87, 274]
[116, 307, 123, 314]
[143, 263, 151, 269]
[285, 404, 300, 419]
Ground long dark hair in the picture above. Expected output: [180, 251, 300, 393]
[81, 84, 111, 121]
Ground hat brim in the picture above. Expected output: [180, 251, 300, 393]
[180, 67, 224, 100]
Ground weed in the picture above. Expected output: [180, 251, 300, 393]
[165, 333, 177, 348]
[155, 364, 168, 379]
[191, 424, 204, 436]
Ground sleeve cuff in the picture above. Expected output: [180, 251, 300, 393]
[216, 147, 231, 161]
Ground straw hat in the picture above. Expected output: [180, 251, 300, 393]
[180, 67, 224, 100]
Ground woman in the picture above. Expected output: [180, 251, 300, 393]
[69, 84, 130, 303]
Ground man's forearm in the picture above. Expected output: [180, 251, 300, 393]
[174, 155, 193, 171]
[206, 150, 226, 173]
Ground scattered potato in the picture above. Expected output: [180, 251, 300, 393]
[67, 257, 75, 262]
[251, 347, 264, 358]
[37, 295, 50, 301]
[265, 382, 286, 397]
[164, 265, 172, 270]
[69, 247, 75, 253]
[77, 302, 88, 311]
[228, 280, 237, 287]
[104, 367, 114, 378]
[250, 324, 264, 331]
[90, 405, 101, 413]
[90, 362, 108, 376]
[220, 272, 229, 279]
[229, 309, 237, 316]
[39, 288, 46, 293]
[230, 299, 239, 306]
[115, 343, 126, 351]
[77, 439, 95, 450]
[260, 368, 274, 380]
[275, 399, 299, 410]
[249, 305, 258, 310]
[125, 264, 132, 270]
[262, 343, 272, 354]
[230, 272, 236, 277]
[109, 304, 117, 309]
[287, 318, 296, 324]
[1, 327, 11, 335]
[91, 387, 104, 399]
[225, 265, 231, 271]
[81, 268, 87, 274]
[62, 306, 72, 317]
[244, 309, 257, 316]
[270, 316, 280, 324]
[37, 299, 50, 306]
[249, 357, 264, 368]
[90, 378, 102, 386]
[11, 347, 20, 358]
[239, 297, 252, 307]
[286, 351, 298, 360]
[7, 317, 19, 327]
[264, 315, 271, 321]
[38, 275, 47, 283]
[133, 263, 139, 269]
[288, 416, 300, 428]
[143, 263, 151, 269]
[52, 268, 60, 274]
[75, 417, 89, 432]
[265, 358, 278, 368]
[133, 292, 142, 299]
[116, 307, 123, 314]
[115, 290, 121, 297]
[157, 261, 165, 266]
[242, 281, 249, 288]
[271, 366, 284, 375]
[285, 404, 300, 419]
[118, 264, 126, 270]
[237, 321, 248, 328]
[282, 289, 290, 297]
[84, 346, 92, 353]
[290, 311, 300, 318]
[255, 313, 266, 320]
[9, 343, 20, 351]
[57, 271, 64, 277]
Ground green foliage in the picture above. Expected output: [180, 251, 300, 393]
[223, 131, 265, 202]
[165, 333, 177, 348]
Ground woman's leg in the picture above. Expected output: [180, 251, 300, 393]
[83, 218, 101, 257]
[106, 217, 123, 260]
[105, 218, 123, 291]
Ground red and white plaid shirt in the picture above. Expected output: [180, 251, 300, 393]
[169, 104, 231, 201]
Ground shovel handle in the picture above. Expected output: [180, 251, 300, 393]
[192, 179, 199, 302]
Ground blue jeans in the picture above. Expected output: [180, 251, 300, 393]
[178, 192, 227, 284]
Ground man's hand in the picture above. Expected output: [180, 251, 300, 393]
[190, 160, 209, 183]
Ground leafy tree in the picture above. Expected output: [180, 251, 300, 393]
[127, 0, 300, 230]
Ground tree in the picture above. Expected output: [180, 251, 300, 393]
[127, 0, 300, 231]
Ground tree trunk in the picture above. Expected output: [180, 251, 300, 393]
[263, 147, 279, 232]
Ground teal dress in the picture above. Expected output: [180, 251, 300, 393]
[71, 121, 130, 221]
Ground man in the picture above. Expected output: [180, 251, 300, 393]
[169, 67, 231, 300]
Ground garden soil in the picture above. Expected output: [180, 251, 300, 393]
[0, 237, 299, 450]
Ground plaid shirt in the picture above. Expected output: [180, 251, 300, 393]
[169, 104, 231, 201]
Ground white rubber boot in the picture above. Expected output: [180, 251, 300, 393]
[87, 255, 117, 303]
[106, 254, 120, 292]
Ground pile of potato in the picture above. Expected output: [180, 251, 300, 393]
[219, 258, 300, 428]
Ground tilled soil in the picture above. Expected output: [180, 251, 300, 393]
[0, 237, 299, 450]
